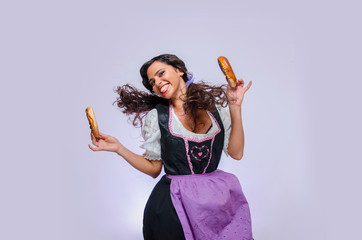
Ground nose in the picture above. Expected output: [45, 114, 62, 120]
[154, 77, 163, 87]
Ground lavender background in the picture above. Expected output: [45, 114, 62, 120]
[1, 0, 361, 239]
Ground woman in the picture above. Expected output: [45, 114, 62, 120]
[88, 54, 253, 240]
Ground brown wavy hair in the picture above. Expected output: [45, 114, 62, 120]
[114, 54, 228, 129]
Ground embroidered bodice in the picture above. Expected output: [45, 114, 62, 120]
[140, 104, 231, 161]
[141, 102, 231, 175]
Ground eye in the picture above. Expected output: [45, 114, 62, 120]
[158, 71, 165, 77]
[149, 79, 155, 86]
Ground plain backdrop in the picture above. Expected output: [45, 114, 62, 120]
[1, 0, 361, 239]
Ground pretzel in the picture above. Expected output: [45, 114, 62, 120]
[86, 106, 100, 138]
[217, 56, 237, 87]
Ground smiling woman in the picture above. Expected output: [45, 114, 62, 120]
[88, 54, 253, 240]
[116, 54, 228, 131]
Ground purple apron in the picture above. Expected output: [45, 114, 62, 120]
[167, 170, 252, 240]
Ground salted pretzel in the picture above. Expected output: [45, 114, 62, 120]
[86, 106, 100, 138]
[217, 56, 237, 88]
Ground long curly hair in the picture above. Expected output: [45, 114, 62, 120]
[114, 54, 228, 130]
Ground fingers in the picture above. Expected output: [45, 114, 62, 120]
[237, 78, 244, 86]
[89, 132, 107, 152]
[88, 144, 101, 151]
[90, 132, 102, 148]
[245, 80, 252, 91]
[88, 144, 95, 151]
[90, 132, 96, 142]
[236, 78, 252, 91]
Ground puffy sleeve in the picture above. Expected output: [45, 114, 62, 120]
[140, 109, 162, 160]
[216, 105, 231, 155]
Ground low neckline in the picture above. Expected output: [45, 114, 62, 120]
[170, 104, 215, 136]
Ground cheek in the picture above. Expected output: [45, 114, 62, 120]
[152, 85, 159, 93]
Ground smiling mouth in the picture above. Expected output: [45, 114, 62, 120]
[159, 83, 169, 95]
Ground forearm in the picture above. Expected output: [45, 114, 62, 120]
[116, 144, 162, 178]
[227, 105, 245, 160]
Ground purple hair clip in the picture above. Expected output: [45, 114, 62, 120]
[186, 75, 195, 88]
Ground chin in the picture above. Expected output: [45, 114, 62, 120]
[159, 93, 171, 99]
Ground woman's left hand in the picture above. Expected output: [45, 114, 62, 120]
[226, 78, 252, 106]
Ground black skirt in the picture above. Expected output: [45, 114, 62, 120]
[143, 175, 185, 240]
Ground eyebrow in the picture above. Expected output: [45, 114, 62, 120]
[149, 68, 164, 82]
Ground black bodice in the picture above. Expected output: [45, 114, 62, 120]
[156, 102, 225, 175]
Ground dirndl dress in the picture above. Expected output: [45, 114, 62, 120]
[142, 102, 253, 240]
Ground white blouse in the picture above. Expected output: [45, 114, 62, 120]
[140, 105, 232, 160]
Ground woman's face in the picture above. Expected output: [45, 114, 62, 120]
[147, 61, 186, 99]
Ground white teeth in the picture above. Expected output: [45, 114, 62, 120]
[160, 84, 169, 94]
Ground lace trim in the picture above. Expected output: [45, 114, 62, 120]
[143, 153, 162, 161]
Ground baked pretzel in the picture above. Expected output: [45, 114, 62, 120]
[217, 56, 237, 88]
[86, 106, 100, 138]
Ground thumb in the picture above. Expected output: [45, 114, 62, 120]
[98, 132, 107, 139]
[245, 80, 252, 91]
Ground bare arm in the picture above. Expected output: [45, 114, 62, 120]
[89, 132, 162, 178]
[226, 79, 252, 160]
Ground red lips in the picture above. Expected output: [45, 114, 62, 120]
[159, 83, 169, 95]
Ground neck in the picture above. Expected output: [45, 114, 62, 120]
[171, 81, 187, 112]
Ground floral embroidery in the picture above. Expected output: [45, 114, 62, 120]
[190, 145, 210, 161]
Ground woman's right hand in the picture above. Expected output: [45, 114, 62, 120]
[88, 132, 122, 153]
